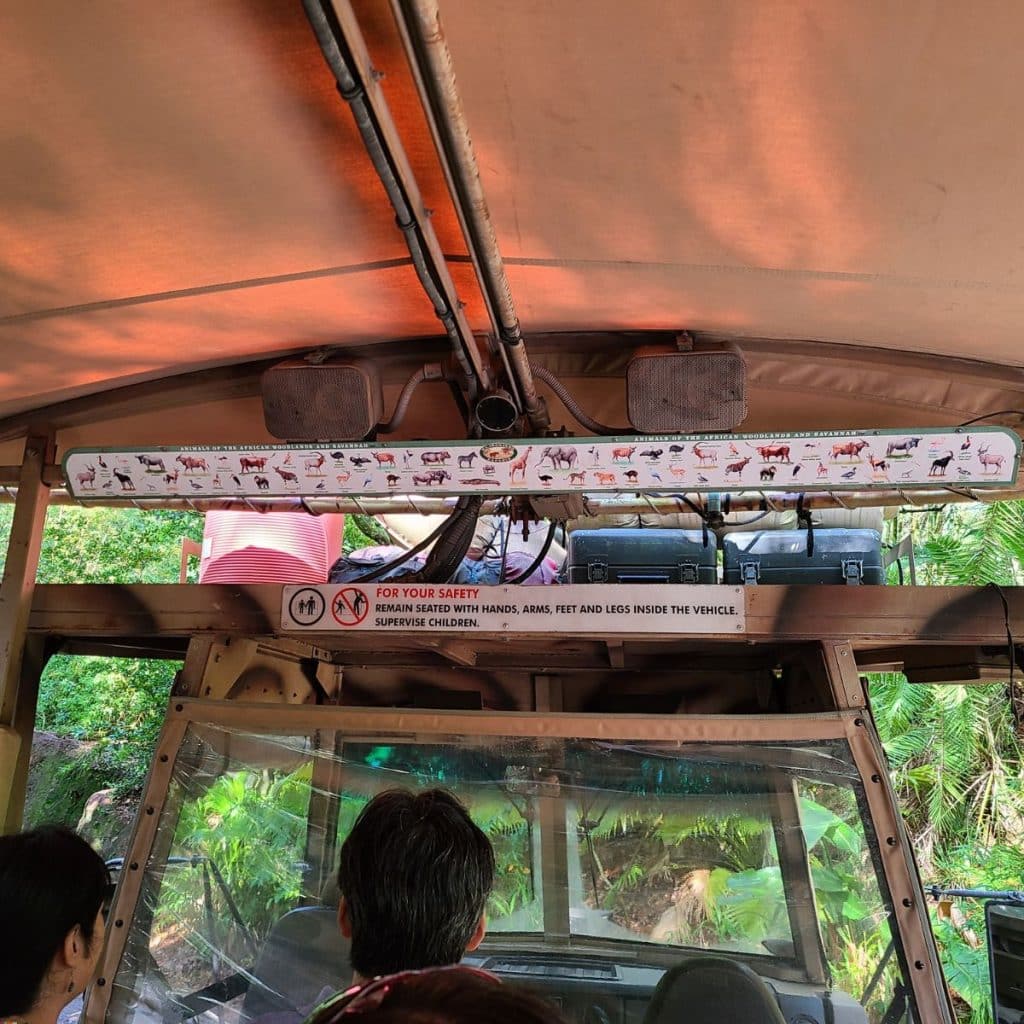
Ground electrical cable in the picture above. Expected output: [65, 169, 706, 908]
[497, 511, 512, 584]
[528, 363, 631, 435]
[956, 409, 1024, 429]
[987, 581, 1020, 730]
[352, 508, 456, 581]
[377, 366, 439, 434]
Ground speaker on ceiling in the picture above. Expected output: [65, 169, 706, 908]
[261, 359, 384, 441]
[626, 341, 747, 433]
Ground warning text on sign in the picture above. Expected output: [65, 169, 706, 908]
[282, 584, 746, 635]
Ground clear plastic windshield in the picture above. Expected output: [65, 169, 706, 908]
[104, 720, 914, 1024]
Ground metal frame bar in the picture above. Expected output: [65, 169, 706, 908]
[844, 714, 955, 1023]
[768, 773, 829, 985]
[86, 714, 188, 1024]
[0, 435, 51, 830]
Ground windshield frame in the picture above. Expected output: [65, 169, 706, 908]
[88, 700, 933, 1024]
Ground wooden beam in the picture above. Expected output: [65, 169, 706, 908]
[0, 436, 51, 830]
[3, 636, 49, 832]
[25, 583, 1024, 650]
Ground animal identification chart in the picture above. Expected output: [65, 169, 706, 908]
[64, 427, 1020, 500]
[282, 584, 746, 635]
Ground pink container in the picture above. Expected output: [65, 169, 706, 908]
[198, 511, 344, 584]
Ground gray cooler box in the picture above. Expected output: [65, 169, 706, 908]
[723, 528, 884, 586]
[566, 528, 717, 584]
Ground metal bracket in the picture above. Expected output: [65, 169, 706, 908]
[587, 560, 608, 583]
[679, 562, 699, 584]
[741, 561, 760, 585]
[842, 559, 864, 585]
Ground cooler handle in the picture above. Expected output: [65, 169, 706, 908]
[617, 573, 672, 584]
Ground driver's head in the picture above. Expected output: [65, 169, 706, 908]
[337, 788, 495, 980]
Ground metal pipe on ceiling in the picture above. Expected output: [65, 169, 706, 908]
[301, 0, 488, 399]
[12, 486, 1021, 516]
[394, 0, 549, 432]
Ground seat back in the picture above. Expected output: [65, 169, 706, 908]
[643, 956, 788, 1024]
[242, 907, 351, 1017]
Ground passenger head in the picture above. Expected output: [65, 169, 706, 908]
[0, 825, 110, 1017]
[317, 965, 567, 1023]
[337, 788, 494, 980]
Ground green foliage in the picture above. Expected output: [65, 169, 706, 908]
[875, 501, 1024, 1022]
[156, 766, 312, 959]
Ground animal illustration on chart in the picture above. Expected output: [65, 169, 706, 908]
[978, 445, 1006, 474]
[886, 436, 922, 458]
[255, 476, 270, 490]
[113, 469, 135, 491]
[816, 463, 828, 478]
[136, 454, 166, 473]
[693, 443, 717, 466]
[929, 451, 955, 476]
[756, 444, 791, 464]
[640, 448, 662, 461]
[760, 466, 776, 481]
[961, 435, 972, 451]
[588, 446, 600, 465]
[595, 471, 617, 485]
[458, 453, 476, 469]
[413, 469, 450, 486]
[176, 455, 208, 474]
[421, 450, 451, 465]
[509, 447, 533, 482]
[538, 446, 578, 470]
[306, 453, 327, 475]
[611, 445, 636, 463]
[725, 457, 750, 477]
[76, 466, 97, 489]
[240, 456, 267, 474]
[274, 466, 298, 484]
[831, 440, 869, 462]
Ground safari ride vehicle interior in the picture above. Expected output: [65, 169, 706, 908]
[1, 3, 1024, 1023]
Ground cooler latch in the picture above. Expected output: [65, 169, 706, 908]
[679, 562, 699, 584]
[740, 561, 760, 585]
[841, 559, 864, 585]
[587, 560, 608, 583]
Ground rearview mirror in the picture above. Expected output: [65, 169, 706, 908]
[987, 901, 1024, 1023]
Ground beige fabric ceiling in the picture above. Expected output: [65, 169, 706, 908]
[1, 0, 1023, 429]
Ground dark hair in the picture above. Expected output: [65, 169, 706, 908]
[320, 967, 568, 1024]
[0, 825, 109, 1015]
[337, 789, 495, 979]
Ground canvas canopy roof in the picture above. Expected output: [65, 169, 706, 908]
[2, 0, 1023, 461]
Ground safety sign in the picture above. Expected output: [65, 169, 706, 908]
[64, 427, 1020, 500]
[281, 583, 746, 635]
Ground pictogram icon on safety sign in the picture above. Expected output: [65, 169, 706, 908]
[289, 588, 326, 626]
[331, 586, 370, 626]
